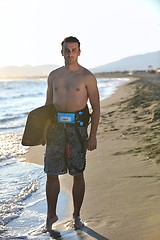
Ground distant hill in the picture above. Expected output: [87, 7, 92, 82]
[91, 51, 160, 73]
[0, 51, 160, 78]
[0, 64, 59, 79]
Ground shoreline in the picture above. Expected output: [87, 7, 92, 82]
[21, 73, 160, 239]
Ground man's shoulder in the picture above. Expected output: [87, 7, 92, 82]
[79, 67, 97, 86]
[49, 66, 64, 76]
[48, 67, 65, 82]
[81, 66, 95, 78]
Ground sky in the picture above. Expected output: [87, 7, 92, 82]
[0, 0, 159, 68]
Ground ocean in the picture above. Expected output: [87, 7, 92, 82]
[0, 77, 129, 239]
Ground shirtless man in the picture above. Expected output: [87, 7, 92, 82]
[44, 36, 100, 231]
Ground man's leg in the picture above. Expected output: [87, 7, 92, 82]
[72, 172, 85, 229]
[46, 175, 60, 230]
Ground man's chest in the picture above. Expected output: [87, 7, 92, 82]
[52, 76, 85, 92]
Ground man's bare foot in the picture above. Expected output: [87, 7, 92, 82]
[46, 215, 58, 231]
[73, 216, 84, 230]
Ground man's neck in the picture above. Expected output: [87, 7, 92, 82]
[65, 63, 81, 72]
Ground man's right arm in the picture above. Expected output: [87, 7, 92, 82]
[45, 73, 53, 105]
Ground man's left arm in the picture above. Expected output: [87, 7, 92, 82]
[86, 74, 100, 151]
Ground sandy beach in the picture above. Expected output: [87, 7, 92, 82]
[22, 73, 160, 240]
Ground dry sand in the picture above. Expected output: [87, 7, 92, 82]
[22, 73, 160, 240]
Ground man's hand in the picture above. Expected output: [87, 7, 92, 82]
[87, 136, 97, 151]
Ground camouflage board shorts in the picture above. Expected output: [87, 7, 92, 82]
[44, 124, 88, 176]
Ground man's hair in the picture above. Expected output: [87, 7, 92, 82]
[61, 36, 80, 50]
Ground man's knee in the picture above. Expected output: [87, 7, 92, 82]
[73, 173, 84, 183]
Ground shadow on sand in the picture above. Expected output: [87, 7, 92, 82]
[80, 226, 109, 240]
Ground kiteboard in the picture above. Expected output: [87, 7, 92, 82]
[22, 104, 56, 146]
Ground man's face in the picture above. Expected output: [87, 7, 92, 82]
[61, 42, 81, 64]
